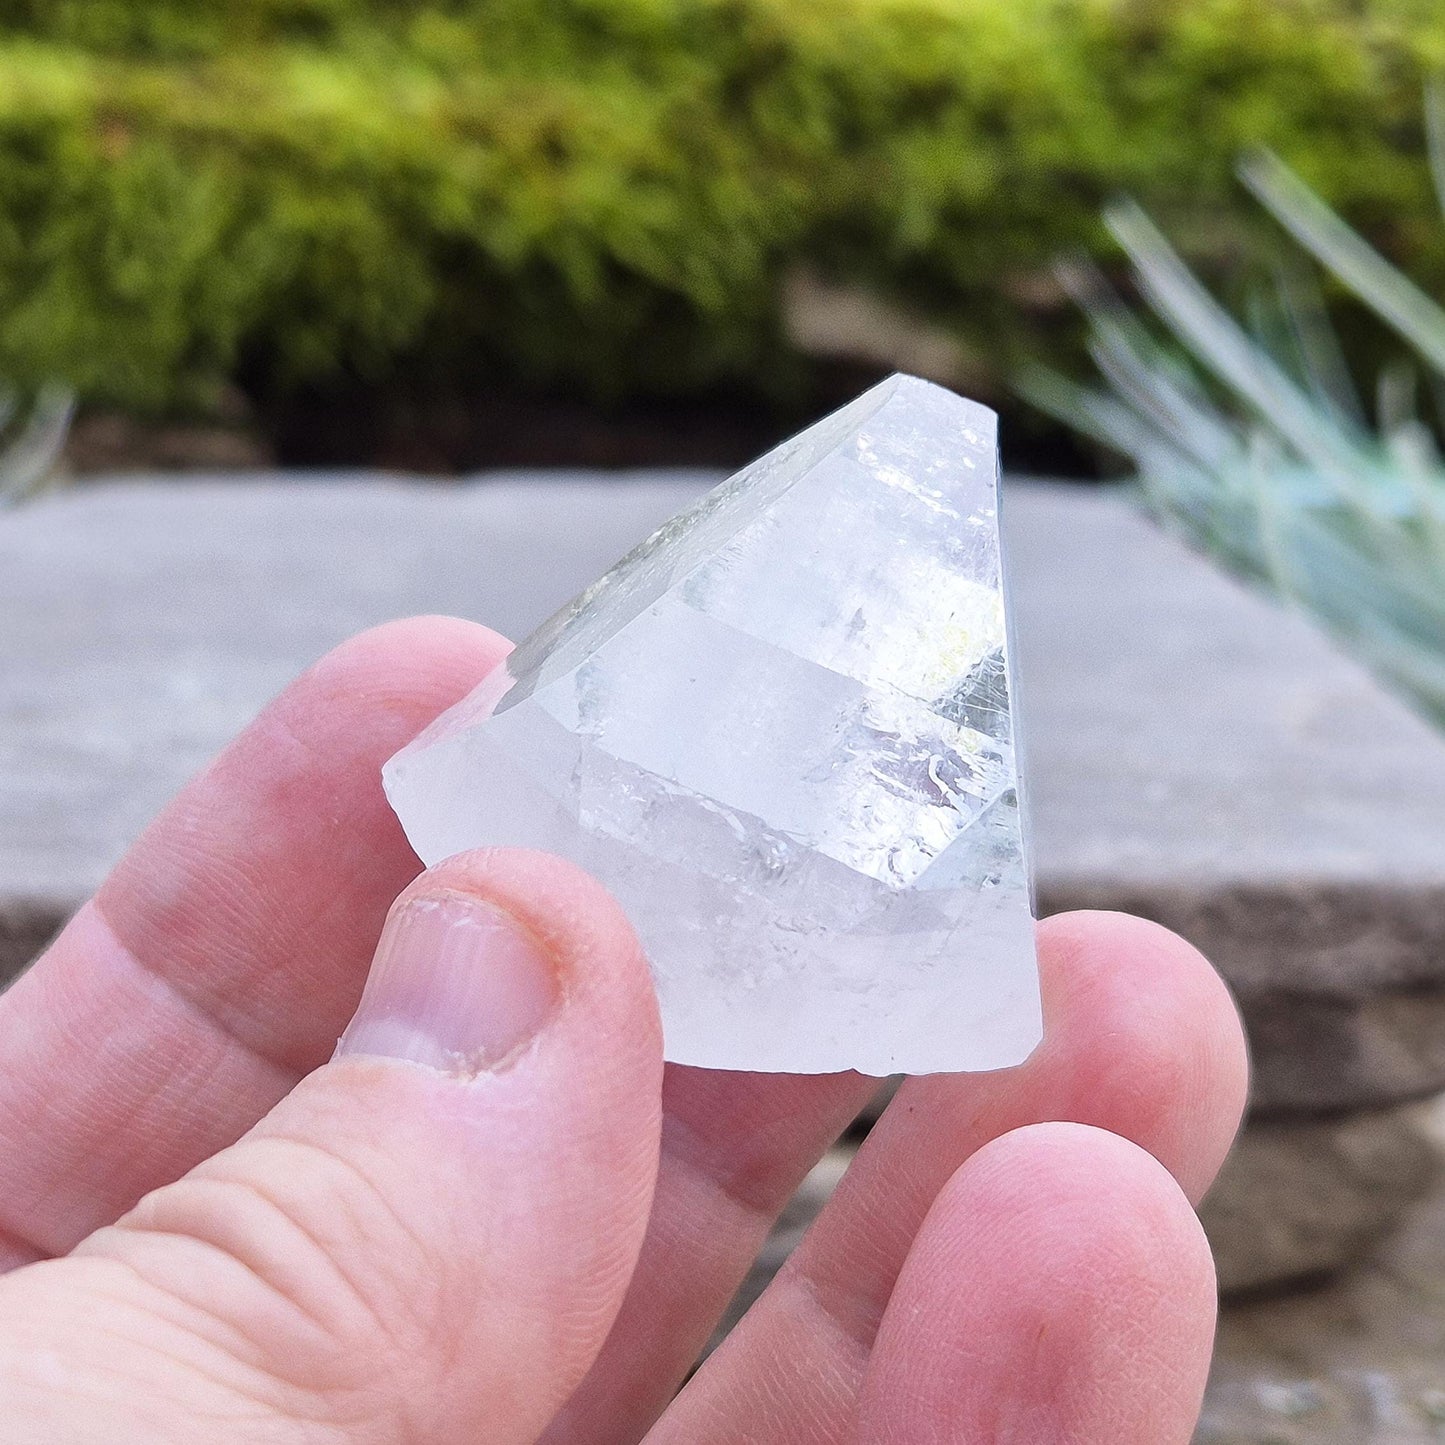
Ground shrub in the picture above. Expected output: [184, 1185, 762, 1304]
[2, 0, 1444, 412]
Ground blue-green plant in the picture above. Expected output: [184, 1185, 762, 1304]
[1025, 90, 1445, 721]
[0, 385, 71, 506]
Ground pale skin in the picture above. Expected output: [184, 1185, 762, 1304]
[0, 617, 1249, 1442]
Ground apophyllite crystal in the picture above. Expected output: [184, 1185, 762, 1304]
[385, 375, 1040, 1075]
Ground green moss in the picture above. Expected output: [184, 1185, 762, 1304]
[1, 0, 1443, 411]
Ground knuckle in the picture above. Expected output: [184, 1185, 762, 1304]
[88, 1134, 448, 1431]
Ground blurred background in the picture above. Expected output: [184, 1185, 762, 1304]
[0, 0, 1439, 478]
[6, 2, 1445, 1441]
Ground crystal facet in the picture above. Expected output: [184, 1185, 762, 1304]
[384, 375, 1041, 1074]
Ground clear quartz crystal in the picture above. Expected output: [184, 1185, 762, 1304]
[385, 374, 1041, 1074]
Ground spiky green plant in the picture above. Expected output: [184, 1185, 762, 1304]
[0, 384, 72, 506]
[1025, 91, 1445, 722]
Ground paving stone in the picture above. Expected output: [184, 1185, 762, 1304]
[1015, 495, 1445, 1117]
[1199, 1104, 1445, 1443]
[0, 471, 714, 950]
[1202, 1107, 1441, 1297]
[4, 475, 1445, 1117]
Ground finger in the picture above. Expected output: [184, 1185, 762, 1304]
[858, 1123, 1216, 1444]
[0, 617, 508, 1266]
[0, 850, 663, 1445]
[542, 1067, 878, 1443]
[657, 911, 1246, 1442]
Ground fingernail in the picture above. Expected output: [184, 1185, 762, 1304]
[337, 892, 561, 1073]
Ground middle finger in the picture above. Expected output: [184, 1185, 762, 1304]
[541, 1065, 878, 1444]
[653, 910, 1247, 1443]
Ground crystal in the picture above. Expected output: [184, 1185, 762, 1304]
[384, 375, 1040, 1075]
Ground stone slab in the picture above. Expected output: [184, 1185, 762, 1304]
[0, 470, 714, 923]
[1200, 1105, 1440, 1297]
[4, 474, 1445, 1113]
[1200, 1103, 1445, 1443]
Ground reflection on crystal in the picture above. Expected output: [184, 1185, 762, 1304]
[385, 374, 1041, 1074]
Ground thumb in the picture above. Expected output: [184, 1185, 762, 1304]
[0, 850, 664, 1445]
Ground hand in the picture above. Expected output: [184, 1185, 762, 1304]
[0, 619, 1247, 1443]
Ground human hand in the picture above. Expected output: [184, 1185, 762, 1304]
[0, 619, 1247, 1443]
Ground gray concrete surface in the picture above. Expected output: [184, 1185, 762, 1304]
[4, 473, 1445, 1119]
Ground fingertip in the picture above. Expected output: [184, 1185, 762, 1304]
[1038, 910, 1238, 1041]
[950, 1119, 1216, 1281]
[298, 615, 513, 710]
[862, 1121, 1215, 1445]
[1036, 910, 1250, 1201]
[950, 1121, 1219, 1396]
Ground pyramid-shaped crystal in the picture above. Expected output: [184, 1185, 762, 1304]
[385, 375, 1041, 1074]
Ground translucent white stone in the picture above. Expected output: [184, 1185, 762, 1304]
[385, 375, 1041, 1074]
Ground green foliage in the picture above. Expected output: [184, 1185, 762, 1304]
[3, 0, 1445, 412]
[1026, 97, 1445, 721]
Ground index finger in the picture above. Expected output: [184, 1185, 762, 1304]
[0, 616, 509, 1265]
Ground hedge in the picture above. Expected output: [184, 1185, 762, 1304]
[1, 0, 1443, 412]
